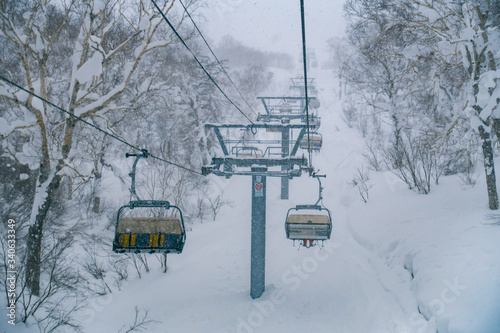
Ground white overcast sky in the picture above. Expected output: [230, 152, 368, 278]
[198, 1, 346, 64]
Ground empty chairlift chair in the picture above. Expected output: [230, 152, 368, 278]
[309, 115, 321, 129]
[285, 204, 332, 247]
[113, 152, 186, 254]
[113, 200, 186, 254]
[285, 174, 332, 247]
[279, 103, 292, 114]
[300, 131, 322, 151]
[308, 98, 320, 109]
[235, 147, 263, 158]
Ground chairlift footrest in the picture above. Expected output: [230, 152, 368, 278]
[295, 204, 323, 210]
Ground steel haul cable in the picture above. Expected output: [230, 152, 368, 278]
[178, 0, 258, 117]
[150, 0, 255, 125]
[0, 75, 203, 176]
[300, 0, 313, 173]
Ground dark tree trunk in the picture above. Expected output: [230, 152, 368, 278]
[163, 254, 168, 273]
[26, 226, 41, 296]
[25, 117, 74, 295]
[478, 125, 499, 210]
[492, 118, 500, 143]
[93, 197, 100, 214]
[26, 173, 62, 296]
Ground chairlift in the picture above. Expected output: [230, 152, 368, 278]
[279, 103, 292, 113]
[112, 152, 186, 254]
[266, 126, 280, 132]
[299, 131, 322, 151]
[310, 115, 321, 128]
[304, 115, 321, 129]
[285, 174, 332, 247]
[309, 98, 320, 109]
[235, 146, 263, 158]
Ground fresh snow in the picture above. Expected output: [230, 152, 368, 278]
[75, 52, 104, 85]
[4, 68, 498, 333]
[3, 3, 500, 332]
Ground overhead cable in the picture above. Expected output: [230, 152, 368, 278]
[0, 75, 203, 176]
[150, 0, 255, 125]
[178, 0, 258, 117]
[300, 0, 313, 172]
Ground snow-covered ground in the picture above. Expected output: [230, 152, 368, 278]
[80, 70, 500, 332]
[4, 69, 500, 333]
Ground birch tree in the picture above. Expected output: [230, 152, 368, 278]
[0, 0, 186, 296]
[342, 0, 500, 206]
[396, 0, 500, 208]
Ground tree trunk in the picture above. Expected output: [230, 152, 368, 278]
[478, 125, 499, 210]
[26, 173, 62, 296]
[93, 197, 100, 214]
[492, 118, 500, 143]
[163, 254, 168, 273]
[26, 116, 74, 295]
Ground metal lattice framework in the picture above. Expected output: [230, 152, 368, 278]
[201, 76, 323, 299]
[202, 123, 311, 178]
[289, 77, 317, 95]
[256, 96, 320, 125]
[202, 122, 312, 299]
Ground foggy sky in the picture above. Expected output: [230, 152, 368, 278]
[200, 1, 346, 65]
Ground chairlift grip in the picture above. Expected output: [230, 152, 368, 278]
[126, 152, 148, 201]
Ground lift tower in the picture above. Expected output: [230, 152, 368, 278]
[202, 123, 309, 299]
[256, 96, 321, 199]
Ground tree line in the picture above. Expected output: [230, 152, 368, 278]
[334, 0, 500, 207]
[0, 0, 270, 330]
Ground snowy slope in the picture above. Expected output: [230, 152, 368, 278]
[36, 67, 470, 333]
[70, 68, 498, 333]
[3, 65, 500, 333]
[74, 76, 422, 331]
